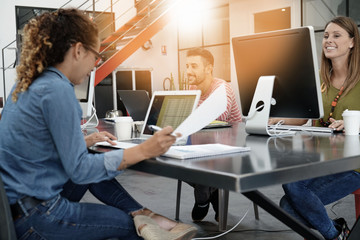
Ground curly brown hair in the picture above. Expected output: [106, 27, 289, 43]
[12, 8, 98, 102]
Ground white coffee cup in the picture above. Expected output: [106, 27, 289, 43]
[344, 135, 360, 157]
[114, 116, 133, 140]
[342, 109, 360, 135]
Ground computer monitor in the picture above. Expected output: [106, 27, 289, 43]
[74, 70, 95, 118]
[232, 26, 323, 135]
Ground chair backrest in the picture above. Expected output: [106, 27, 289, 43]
[0, 174, 17, 239]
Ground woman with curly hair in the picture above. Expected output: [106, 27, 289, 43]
[0, 8, 196, 240]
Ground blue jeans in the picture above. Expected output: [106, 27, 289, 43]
[15, 179, 143, 240]
[61, 178, 143, 213]
[280, 170, 360, 239]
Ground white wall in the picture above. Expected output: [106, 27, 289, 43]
[120, 20, 179, 92]
[229, 0, 301, 109]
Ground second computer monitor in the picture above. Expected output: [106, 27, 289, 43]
[74, 70, 95, 118]
[232, 26, 323, 121]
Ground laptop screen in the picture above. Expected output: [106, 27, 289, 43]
[142, 91, 201, 136]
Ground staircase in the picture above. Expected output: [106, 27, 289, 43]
[95, 0, 180, 86]
[1, 0, 180, 102]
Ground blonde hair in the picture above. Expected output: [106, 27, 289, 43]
[320, 16, 360, 95]
[12, 8, 98, 102]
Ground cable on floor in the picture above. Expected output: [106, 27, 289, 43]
[191, 203, 250, 240]
[215, 228, 293, 233]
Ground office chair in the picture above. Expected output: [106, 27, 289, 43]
[175, 180, 260, 221]
[0, 174, 17, 240]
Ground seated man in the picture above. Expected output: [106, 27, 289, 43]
[186, 48, 242, 221]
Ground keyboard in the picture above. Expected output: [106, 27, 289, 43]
[268, 125, 340, 134]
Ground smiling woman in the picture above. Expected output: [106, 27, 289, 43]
[280, 16, 360, 240]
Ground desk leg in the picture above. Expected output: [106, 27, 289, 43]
[218, 189, 229, 231]
[175, 180, 182, 221]
[242, 190, 322, 240]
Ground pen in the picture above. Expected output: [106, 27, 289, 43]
[149, 125, 163, 132]
[149, 125, 177, 137]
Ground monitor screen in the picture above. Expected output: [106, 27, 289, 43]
[232, 26, 323, 119]
[74, 70, 95, 118]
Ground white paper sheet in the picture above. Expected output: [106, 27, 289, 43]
[174, 84, 227, 142]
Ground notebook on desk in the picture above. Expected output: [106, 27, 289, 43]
[117, 90, 150, 121]
[98, 142, 251, 160]
[119, 90, 201, 144]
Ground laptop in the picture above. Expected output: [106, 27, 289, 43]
[117, 90, 150, 121]
[120, 90, 201, 144]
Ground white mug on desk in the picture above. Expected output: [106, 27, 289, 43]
[114, 116, 133, 140]
[342, 110, 360, 135]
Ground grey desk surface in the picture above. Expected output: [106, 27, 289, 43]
[89, 120, 360, 239]
[90, 120, 360, 193]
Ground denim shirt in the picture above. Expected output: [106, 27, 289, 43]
[0, 67, 123, 204]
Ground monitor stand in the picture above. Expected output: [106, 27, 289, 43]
[245, 76, 294, 136]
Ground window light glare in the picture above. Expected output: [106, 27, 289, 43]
[177, 0, 209, 27]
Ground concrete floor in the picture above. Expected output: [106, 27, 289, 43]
[83, 170, 357, 240]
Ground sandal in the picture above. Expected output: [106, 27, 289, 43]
[133, 215, 197, 240]
[169, 222, 197, 240]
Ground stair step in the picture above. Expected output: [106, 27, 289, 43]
[101, 37, 133, 48]
[136, 0, 162, 14]
[115, 38, 133, 46]
[135, 0, 153, 12]
[99, 49, 117, 61]
[111, 27, 144, 37]
[128, 0, 174, 27]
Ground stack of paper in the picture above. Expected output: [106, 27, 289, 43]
[162, 143, 250, 160]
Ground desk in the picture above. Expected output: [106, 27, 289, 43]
[90, 120, 360, 240]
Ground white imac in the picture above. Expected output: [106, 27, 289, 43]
[74, 70, 95, 119]
[232, 26, 324, 136]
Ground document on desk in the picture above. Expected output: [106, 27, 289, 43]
[95, 141, 250, 160]
[174, 84, 227, 142]
[163, 143, 250, 160]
